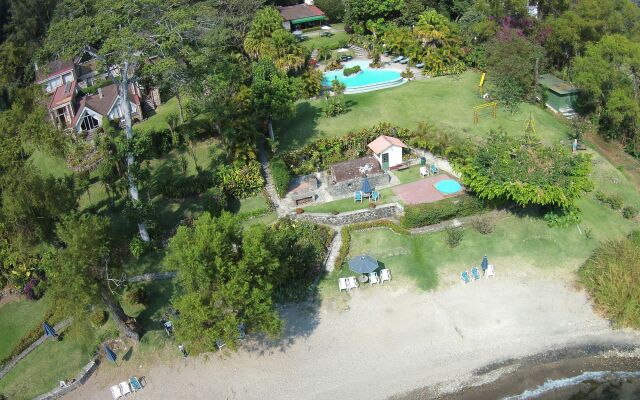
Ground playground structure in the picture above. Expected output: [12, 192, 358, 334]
[524, 112, 537, 135]
[478, 72, 486, 97]
[473, 101, 497, 125]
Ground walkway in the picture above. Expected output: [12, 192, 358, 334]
[258, 137, 290, 217]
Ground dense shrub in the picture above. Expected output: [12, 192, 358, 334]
[282, 123, 414, 175]
[472, 215, 495, 234]
[543, 207, 583, 227]
[216, 161, 264, 198]
[125, 285, 149, 306]
[129, 236, 148, 258]
[271, 158, 291, 198]
[623, 206, 638, 220]
[90, 309, 107, 327]
[445, 227, 464, 247]
[335, 220, 409, 269]
[400, 194, 487, 229]
[579, 231, 640, 328]
[595, 190, 624, 210]
[410, 121, 476, 166]
[343, 65, 361, 76]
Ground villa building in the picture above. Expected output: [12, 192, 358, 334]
[368, 135, 407, 170]
[279, 1, 326, 31]
[71, 84, 142, 134]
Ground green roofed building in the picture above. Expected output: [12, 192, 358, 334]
[279, 1, 326, 31]
[539, 73, 580, 116]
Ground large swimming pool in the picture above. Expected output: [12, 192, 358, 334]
[323, 61, 403, 92]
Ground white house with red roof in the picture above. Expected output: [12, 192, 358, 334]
[279, 0, 326, 31]
[367, 135, 407, 170]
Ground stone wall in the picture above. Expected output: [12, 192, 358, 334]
[292, 203, 403, 225]
[33, 358, 99, 400]
[328, 172, 390, 196]
[127, 271, 176, 283]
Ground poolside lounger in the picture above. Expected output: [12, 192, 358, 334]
[369, 272, 380, 285]
[110, 385, 123, 399]
[400, 58, 410, 64]
[338, 277, 348, 292]
[119, 381, 131, 396]
[420, 166, 429, 177]
[486, 264, 495, 277]
[392, 56, 403, 62]
[354, 191, 363, 202]
[471, 267, 481, 281]
[347, 276, 359, 290]
[380, 269, 392, 284]
[461, 270, 471, 284]
[129, 377, 143, 392]
[416, 63, 425, 68]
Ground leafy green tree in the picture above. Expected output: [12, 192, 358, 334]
[344, 0, 403, 31]
[166, 213, 282, 352]
[323, 78, 346, 117]
[315, 0, 345, 22]
[461, 131, 592, 208]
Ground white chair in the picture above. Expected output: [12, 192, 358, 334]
[347, 276, 359, 291]
[486, 264, 495, 277]
[420, 166, 429, 177]
[380, 269, 392, 284]
[338, 277, 348, 292]
[110, 385, 123, 400]
[119, 381, 131, 396]
[369, 272, 380, 285]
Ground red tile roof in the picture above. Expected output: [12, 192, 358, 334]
[279, 4, 325, 21]
[36, 60, 75, 83]
[367, 135, 407, 154]
[49, 80, 76, 110]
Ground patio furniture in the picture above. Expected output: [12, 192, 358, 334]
[486, 264, 495, 277]
[430, 164, 439, 174]
[338, 277, 348, 292]
[347, 276, 359, 290]
[380, 269, 392, 283]
[471, 267, 481, 281]
[163, 320, 173, 336]
[110, 385, 123, 400]
[416, 62, 425, 68]
[216, 339, 226, 350]
[349, 255, 379, 275]
[354, 191, 363, 202]
[119, 381, 131, 396]
[400, 58, 410, 64]
[129, 377, 143, 392]
[420, 166, 429, 177]
[369, 272, 380, 285]
[392, 56, 404, 62]
[357, 274, 369, 283]
[238, 323, 247, 340]
[370, 191, 380, 202]
[461, 270, 471, 284]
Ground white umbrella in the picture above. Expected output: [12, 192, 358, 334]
[337, 48, 349, 53]
[321, 25, 332, 30]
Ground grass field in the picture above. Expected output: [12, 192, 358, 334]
[135, 97, 181, 133]
[302, 24, 348, 51]
[0, 335, 89, 400]
[303, 188, 396, 213]
[278, 71, 569, 151]
[0, 300, 48, 361]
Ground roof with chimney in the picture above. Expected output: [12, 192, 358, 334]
[35, 59, 75, 84]
[72, 84, 140, 126]
[279, 4, 325, 23]
[367, 135, 407, 154]
[49, 80, 76, 110]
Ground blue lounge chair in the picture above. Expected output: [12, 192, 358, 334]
[370, 191, 380, 202]
[129, 376, 143, 391]
[354, 191, 363, 202]
[400, 57, 410, 64]
[392, 56, 404, 62]
[471, 267, 481, 281]
[415, 62, 425, 68]
[461, 270, 471, 284]
[430, 164, 438, 174]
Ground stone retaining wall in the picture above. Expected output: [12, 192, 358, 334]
[127, 271, 176, 283]
[33, 358, 99, 400]
[292, 203, 403, 225]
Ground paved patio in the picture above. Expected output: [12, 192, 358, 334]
[392, 173, 463, 205]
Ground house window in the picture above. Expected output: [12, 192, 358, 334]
[80, 113, 99, 131]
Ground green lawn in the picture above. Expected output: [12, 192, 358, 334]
[303, 188, 396, 213]
[0, 300, 48, 361]
[392, 165, 424, 184]
[0, 335, 89, 400]
[29, 150, 71, 178]
[278, 71, 569, 151]
[135, 97, 181, 133]
[302, 25, 349, 51]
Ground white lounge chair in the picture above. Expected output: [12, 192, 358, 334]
[486, 264, 495, 277]
[110, 385, 123, 400]
[420, 166, 429, 177]
[338, 277, 348, 292]
[380, 269, 392, 283]
[119, 381, 131, 396]
[369, 272, 380, 285]
[347, 276, 359, 291]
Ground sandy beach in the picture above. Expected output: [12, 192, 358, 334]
[68, 274, 640, 400]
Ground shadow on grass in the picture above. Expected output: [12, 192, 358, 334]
[136, 280, 176, 333]
[279, 101, 321, 151]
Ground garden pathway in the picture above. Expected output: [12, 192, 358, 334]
[258, 138, 290, 217]
[324, 227, 343, 272]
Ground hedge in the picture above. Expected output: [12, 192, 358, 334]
[400, 194, 487, 229]
[334, 220, 409, 270]
[270, 157, 291, 198]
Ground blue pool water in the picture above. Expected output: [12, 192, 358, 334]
[323, 61, 402, 89]
[435, 179, 462, 195]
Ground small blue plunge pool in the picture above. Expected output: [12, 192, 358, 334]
[435, 179, 462, 195]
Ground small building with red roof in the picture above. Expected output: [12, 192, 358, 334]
[367, 135, 407, 170]
[279, 1, 326, 31]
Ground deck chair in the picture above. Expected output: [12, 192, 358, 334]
[119, 381, 131, 396]
[392, 56, 403, 62]
[486, 264, 495, 277]
[129, 377, 143, 392]
[370, 191, 380, 202]
[238, 323, 247, 340]
[471, 267, 481, 281]
[369, 272, 380, 285]
[416, 63, 425, 68]
[380, 269, 392, 284]
[338, 277, 348, 292]
[110, 385, 123, 400]
[347, 276, 359, 290]
[354, 191, 363, 202]
[430, 164, 439, 174]
[461, 270, 471, 284]
[420, 166, 429, 177]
